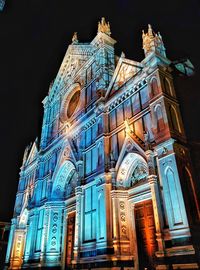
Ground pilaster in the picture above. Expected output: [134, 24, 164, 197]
[146, 150, 165, 254]
[111, 190, 132, 260]
[73, 186, 83, 263]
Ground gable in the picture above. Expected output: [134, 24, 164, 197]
[26, 139, 38, 165]
[106, 57, 143, 98]
[49, 44, 95, 100]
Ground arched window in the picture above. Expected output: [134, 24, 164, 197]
[150, 78, 159, 97]
[164, 77, 171, 95]
[165, 167, 182, 224]
[155, 105, 165, 132]
[97, 142, 103, 166]
[97, 118, 103, 135]
[169, 105, 180, 132]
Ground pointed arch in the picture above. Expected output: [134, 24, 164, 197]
[164, 77, 172, 95]
[116, 152, 148, 188]
[150, 78, 159, 97]
[169, 105, 181, 132]
[154, 104, 165, 132]
[165, 166, 182, 225]
[51, 160, 77, 199]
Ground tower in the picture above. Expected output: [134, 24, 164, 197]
[5, 19, 200, 270]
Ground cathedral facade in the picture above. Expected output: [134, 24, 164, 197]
[5, 19, 200, 269]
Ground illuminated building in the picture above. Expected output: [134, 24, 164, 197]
[5, 18, 200, 269]
[0, 0, 5, 11]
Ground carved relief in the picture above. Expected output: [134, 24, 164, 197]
[119, 201, 125, 210]
[120, 212, 126, 222]
[50, 212, 59, 250]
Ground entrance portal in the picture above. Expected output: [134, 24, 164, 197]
[66, 212, 75, 268]
[135, 200, 157, 269]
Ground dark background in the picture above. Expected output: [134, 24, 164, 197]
[0, 0, 200, 222]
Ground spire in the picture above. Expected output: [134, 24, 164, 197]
[72, 32, 78, 44]
[121, 51, 126, 58]
[22, 144, 31, 166]
[148, 24, 154, 37]
[142, 24, 166, 58]
[97, 17, 111, 36]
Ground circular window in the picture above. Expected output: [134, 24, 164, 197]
[67, 90, 80, 118]
[60, 84, 81, 122]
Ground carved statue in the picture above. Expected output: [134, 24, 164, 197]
[142, 24, 166, 57]
[72, 32, 78, 44]
[124, 119, 132, 134]
[144, 130, 152, 150]
[110, 151, 115, 169]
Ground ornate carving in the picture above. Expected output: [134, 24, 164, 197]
[53, 213, 58, 222]
[98, 17, 111, 36]
[51, 236, 56, 246]
[142, 24, 166, 57]
[119, 201, 125, 210]
[131, 162, 148, 185]
[64, 147, 70, 158]
[120, 212, 126, 222]
[121, 225, 127, 234]
[52, 224, 57, 234]
[72, 32, 78, 44]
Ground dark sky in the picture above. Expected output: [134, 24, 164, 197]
[0, 0, 200, 221]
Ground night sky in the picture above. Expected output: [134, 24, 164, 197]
[0, 0, 200, 222]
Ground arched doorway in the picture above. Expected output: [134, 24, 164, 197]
[116, 153, 157, 270]
[51, 160, 78, 268]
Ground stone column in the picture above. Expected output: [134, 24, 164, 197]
[129, 203, 139, 270]
[111, 190, 131, 258]
[45, 202, 64, 267]
[148, 175, 165, 253]
[40, 207, 50, 264]
[73, 186, 83, 263]
[10, 228, 27, 269]
[76, 160, 84, 186]
[5, 218, 16, 264]
[96, 176, 113, 254]
[61, 208, 67, 270]
[146, 150, 165, 253]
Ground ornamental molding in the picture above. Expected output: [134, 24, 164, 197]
[107, 79, 147, 112]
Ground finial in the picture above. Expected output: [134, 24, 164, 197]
[98, 17, 111, 36]
[72, 32, 78, 44]
[142, 29, 145, 37]
[148, 24, 154, 37]
[158, 31, 162, 40]
[121, 51, 125, 58]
